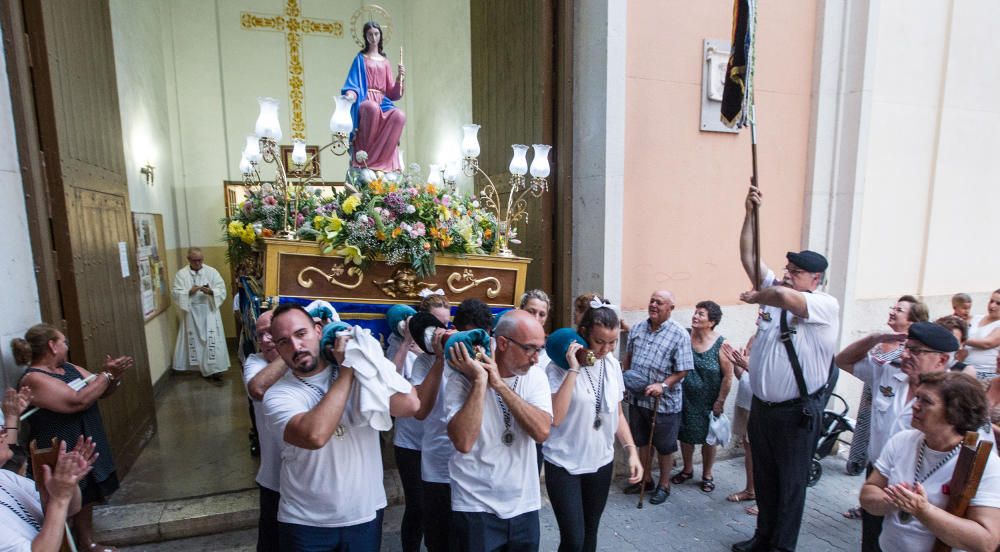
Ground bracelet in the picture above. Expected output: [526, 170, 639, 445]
[622, 444, 636, 450]
[568, 368, 580, 374]
[102, 372, 114, 385]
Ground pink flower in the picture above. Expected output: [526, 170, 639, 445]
[242, 200, 253, 215]
[263, 195, 278, 206]
[296, 213, 305, 226]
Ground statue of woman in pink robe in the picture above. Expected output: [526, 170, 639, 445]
[341, 22, 406, 172]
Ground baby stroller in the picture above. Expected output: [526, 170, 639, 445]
[807, 392, 855, 487]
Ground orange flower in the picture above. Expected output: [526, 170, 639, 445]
[484, 229, 492, 239]
[392, 227, 402, 239]
[388, 183, 398, 192]
[368, 179, 385, 194]
[425, 183, 437, 195]
[376, 230, 386, 241]
[423, 241, 431, 251]
[261, 228, 275, 237]
[440, 234, 454, 248]
[429, 227, 440, 238]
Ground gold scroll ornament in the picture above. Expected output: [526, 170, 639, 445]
[297, 263, 363, 289]
[447, 269, 501, 299]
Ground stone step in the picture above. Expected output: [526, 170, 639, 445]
[95, 469, 405, 546]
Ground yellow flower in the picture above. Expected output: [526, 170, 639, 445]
[438, 205, 451, 221]
[440, 233, 453, 248]
[337, 244, 365, 265]
[376, 230, 386, 241]
[227, 220, 244, 237]
[368, 179, 385, 194]
[240, 226, 257, 245]
[324, 215, 343, 233]
[313, 215, 324, 227]
[425, 183, 437, 195]
[342, 195, 361, 215]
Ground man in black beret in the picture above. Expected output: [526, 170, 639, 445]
[733, 185, 841, 552]
[835, 320, 959, 550]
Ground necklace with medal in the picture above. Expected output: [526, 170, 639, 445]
[495, 376, 520, 446]
[0, 485, 40, 531]
[297, 366, 346, 439]
[898, 438, 960, 523]
[581, 359, 606, 430]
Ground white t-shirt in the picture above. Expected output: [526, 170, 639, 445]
[388, 334, 425, 450]
[263, 366, 389, 527]
[419, 354, 455, 484]
[876, 429, 1000, 552]
[749, 271, 840, 403]
[0, 469, 42, 552]
[965, 315, 1000, 371]
[853, 355, 913, 463]
[445, 364, 553, 519]
[543, 355, 624, 474]
[242, 353, 283, 491]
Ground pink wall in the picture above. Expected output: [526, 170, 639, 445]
[622, 0, 818, 310]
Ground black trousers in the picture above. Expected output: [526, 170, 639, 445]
[544, 460, 613, 552]
[747, 396, 823, 552]
[395, 446, 424, 552]
[421, 480, 453, 552]
[258, 484, 281, 552]
[861, 463, 883, 552]
[452, 510, 540, 552]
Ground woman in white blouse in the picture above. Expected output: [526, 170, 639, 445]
[860, 372, 1000, 552]
[543, 301, 642, 552]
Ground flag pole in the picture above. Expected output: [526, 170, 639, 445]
[750, 108, 760, 290]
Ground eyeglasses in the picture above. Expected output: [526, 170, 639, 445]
[783, 266, 809, 276]
[904, 345, 942, 356]
[503, 336, 545, 356]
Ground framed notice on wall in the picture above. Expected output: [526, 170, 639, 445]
[132, 212, 170, 321]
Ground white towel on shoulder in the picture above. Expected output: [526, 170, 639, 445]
[343, 326, 413, 431]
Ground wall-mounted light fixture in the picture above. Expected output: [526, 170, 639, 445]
[140, 162, 155, 186]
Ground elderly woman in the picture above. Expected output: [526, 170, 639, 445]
[0, 433, 97, 552]
[545, 301, 642, 552]
[965, 290, 1000, 380]
[860, 372, 1000, 552]
[673, 300, 733, 492]
[13, 324, 133, 552]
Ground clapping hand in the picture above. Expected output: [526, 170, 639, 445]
[2, 387, 32, 418]
[103, 355, 134, 379]
[884, 482, 930, 519]
[722, 342, 748, 370]
[41, 437, 97, 504]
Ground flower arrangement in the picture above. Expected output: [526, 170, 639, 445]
[309, 171, 498, 277]
[222, 168, 498, 278]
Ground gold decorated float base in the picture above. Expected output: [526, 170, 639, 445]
[261, 238, 530, 307]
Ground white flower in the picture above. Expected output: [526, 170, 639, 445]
[405, 205, 416, 214]
[408, 162, 421, 174]
[471, 200, 480, 209]
[360, 168, 377, 183]
[358, 214, 369, 224]
[356, 150, 369, 163]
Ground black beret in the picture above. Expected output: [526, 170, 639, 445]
[407, 312, 446, 354]
[785, 250, 828, 273]
[907, 322, 959, 353]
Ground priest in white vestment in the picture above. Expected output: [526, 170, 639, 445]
[172, 248, 230, 379]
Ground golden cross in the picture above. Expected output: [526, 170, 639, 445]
[241, 0, 345, 141]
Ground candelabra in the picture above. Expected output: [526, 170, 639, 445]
[237, 96, 356, 239]
[460, 124, 551, 257]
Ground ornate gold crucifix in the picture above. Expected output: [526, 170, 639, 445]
[240, 0, 345, 141]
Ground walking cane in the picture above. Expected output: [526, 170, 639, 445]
[637, 394, 662, 509]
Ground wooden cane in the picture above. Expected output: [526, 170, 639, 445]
[637, 394, 662, 509]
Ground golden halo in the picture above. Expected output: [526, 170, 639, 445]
[351, 4, 393, 50]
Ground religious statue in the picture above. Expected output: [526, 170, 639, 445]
[341, 21, 405, 172]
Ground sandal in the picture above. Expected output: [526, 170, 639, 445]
[842, 507, 863, 520]
[726, 490, 756, 502]
[700, 477, 715, 493]
[745, 505, 758, 516]
[670, 470, 694, 485]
